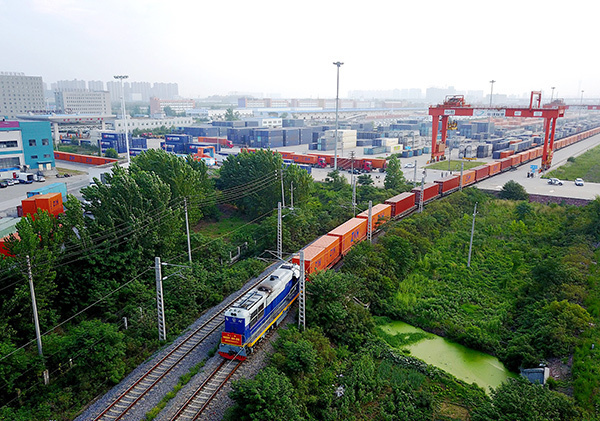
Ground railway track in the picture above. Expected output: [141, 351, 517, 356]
[91, 268, 275, 421]
[169, 359, 242, 421]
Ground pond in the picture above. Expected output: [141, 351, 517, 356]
[378, 320, 517, 392]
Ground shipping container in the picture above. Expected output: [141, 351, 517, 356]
[486, 161, 501, 176]
[291, 235, 340, 274]
[510, 154, 521, 167]
[385, 192, 416, 217]
[357, 204, 392, 232]
[412, 183, 439, 204]
[292, 154, 319, 166]
[499, 150, 515, 159]
[461, 170, 476, 186]
[27, 182, 67, 200]
[21, 192, 63, 218]
[328, 218, 368, 255]
[472, 165, 490, 181]
[434, 175, 460, 195]
[499, 157, 512, 172]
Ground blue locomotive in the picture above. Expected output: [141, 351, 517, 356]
[219, 263, 300, 360]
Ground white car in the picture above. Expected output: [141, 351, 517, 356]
[575, 178, 584, 186]
[548, 178, 563, 186]
[404, 162, 415, 168]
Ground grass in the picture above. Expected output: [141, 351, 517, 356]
[55, 167, 86, 176]
[195, 215, 250, 239]
[145, 359, 206, 420]
[56, 143, 102, 156]
[546, 145, 600, 182]
[425, 160, 484, 171]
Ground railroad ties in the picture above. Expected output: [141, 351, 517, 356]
[170, 359, 242, 420]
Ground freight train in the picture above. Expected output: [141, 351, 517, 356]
[218, 263, 300, 360]
[219, 125, 600, 361]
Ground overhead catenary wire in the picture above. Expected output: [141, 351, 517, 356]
[0, 171, 281, 283]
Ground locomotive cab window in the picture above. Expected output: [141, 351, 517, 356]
[249, 303, 265, 328]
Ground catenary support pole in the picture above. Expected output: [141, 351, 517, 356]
[26, 256, 43, 358]
[368, 201, 373, 244]
[277, 202, 282, 260]
[184, 198, 192, 263]
[155, 257, 166, 341]
[298, 251, 305, 331]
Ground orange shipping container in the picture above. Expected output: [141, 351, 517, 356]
[510, 155, 521, 167]
[292, 235, 340, 275]
[499, 157, 512, 171]
[487, 161, 501, 175]
[461, 170, 476, 186]
[34, 193, 63, 216]
[328, 218, 368, 255]
[357, 204, 392, 232]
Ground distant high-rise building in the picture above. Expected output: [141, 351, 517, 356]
[55, 91, 111, 114]
[0, 72, 45, 118]
[54, 79, 87, 92]
[152, 82, 178, 100]
[106, 80, 122, 102]
[129, 81, 152, 102]
[88, 80, 104, 91]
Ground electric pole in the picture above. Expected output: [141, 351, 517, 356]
[298, 251, 305, 331]
[184, 198, 192, 263]
[155, 257, 166, 341]
[368, 201, 373, 243]
[277, 202, 282, 260]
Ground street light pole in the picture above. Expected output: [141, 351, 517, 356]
[579, 90, 584, 128]
[333, 61, 344, 171]
[114, 75, 130, 164]
[487, 80, 495, 138]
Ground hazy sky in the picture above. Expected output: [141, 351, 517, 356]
[2, 0, 597, 101]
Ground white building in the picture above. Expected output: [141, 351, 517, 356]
[112, 116, 194, 132]
[0, 72, 45, 118]
[55, 91, 111, 114]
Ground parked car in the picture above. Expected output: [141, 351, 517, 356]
[404, 162, 415, 168]
[6, 178, 17, 186]
[0, 180, 8, 188]
[548, 178, 563, 186]
[575, 178, 584, 186]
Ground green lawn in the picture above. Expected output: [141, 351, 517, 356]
[547, 145, 600, 182]
[425, 159, 484, 171]
[195, 215, 250, 239]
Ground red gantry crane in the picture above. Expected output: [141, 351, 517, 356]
[429, 91, 566, 171]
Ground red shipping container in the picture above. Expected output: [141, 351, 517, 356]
[472, 165, 490, 181]
[434, 175, 460, 195]
[367, 158, 387, 170]
[292, 235, 340, 275]
[461, 170, 476, 186]
[278, 151, 295, 160]
[499, 157, 512, 171]
[499, 150, 514, 159]
[385, 192, 416, 217]
[487, 162, 501, 175]
[21, 197, 38, 217]
[357, 204, 392, 232]
[510, 155, 521, 167]
[412, 183, 439, 204]
[328, 218, 368, 255]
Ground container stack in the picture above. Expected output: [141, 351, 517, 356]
[477, 144, 491, 158]
[282, 128, 300, 146]
[254, 129, 284, 148]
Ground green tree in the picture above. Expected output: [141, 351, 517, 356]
[104, 148, 118, 159]
[217, 150, 284, 218]
[499, 180, 529, 200]
[384, 156, 406, 190]
[357, 174, 374, 186]
[472, 377, 580, 421]
[163, 106, 176, 117]
[130, 149, 214, 222]
[226, 366, 302, 421]
[225, 107, 240, 121]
